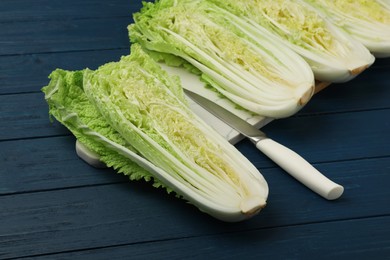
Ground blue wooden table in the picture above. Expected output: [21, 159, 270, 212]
[1, 1, 389, 259]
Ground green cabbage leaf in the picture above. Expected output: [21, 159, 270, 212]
[129, 0, 315, 118]
[42, 44, 268, 222]
[209, 0, 375, 82]
[304, 0, 390, 58]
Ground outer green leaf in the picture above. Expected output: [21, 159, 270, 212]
[43, 44, 269, 222]
[42, 69, 161, 184]
[208, 0, 375, 82]
[304, 0, 390, 57]
[129, 0, 315, 118]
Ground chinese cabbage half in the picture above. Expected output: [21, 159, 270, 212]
[304, 0, 390, 57]
[42, 44, 268, 222]
[209, 0, 375, 82]
[129, 0, 315, 119]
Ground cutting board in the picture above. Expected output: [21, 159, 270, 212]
[75, 64, 329, 166]
[161, 64, 329, 144]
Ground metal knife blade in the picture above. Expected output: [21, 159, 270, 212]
[185, 90, 267, 144]
[185, 89, 344, 200]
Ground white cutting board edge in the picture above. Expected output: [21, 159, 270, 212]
[162, 64, 273, 144]
[75, 63, 328, 166]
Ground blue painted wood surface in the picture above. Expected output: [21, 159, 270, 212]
[0, 1, 389, 259]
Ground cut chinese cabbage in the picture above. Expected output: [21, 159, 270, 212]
[304, 0, 390, 57]
[209, 0, 375, 82]
[129, 0, 315, 118]
[42, 44, 268, 222]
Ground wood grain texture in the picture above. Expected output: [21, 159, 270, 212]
[1, 78, 389, 141]
[0, 136, 127, 195]
[0, 49, 128, 95]
[301, 63, 390, 114]
[0, 17, 130, 56]
[0, 0, 144, 22]
[260, 109, 390, 161]
[1, 107, 389, 188]
[0, 157, 389, 259]
[1, 0, 389, 259]
[21, 217, 389, 259]
[0, 93, 68, 141]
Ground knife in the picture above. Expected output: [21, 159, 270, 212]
[185, 90, 344, 200]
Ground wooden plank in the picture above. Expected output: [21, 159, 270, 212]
[0, 49, 128, 95]
[0, 1, 388, 259]
[0, 157, 388, 258]
[0, 48, 388, 98]
[0, 50, 389, 98]
[301, 61, 390, 115]
[1, 105, 389, 194]
[1, 128, 389, 199]
[371, 56, 390, 68]
[0, 17, 130, 56]
[0, 93, 68, 141]
[237, 108, 390, 165]
[0, 0, 144, 23]
[23, 216, 390, 259]
[0, 45, 387, 97]
[1, 74, 390, 141]
[0, 136, 126, 196]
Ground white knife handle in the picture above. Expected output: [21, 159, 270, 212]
[255, 138, 344, 200]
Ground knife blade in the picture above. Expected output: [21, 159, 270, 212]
[185, 89, 344, 200]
